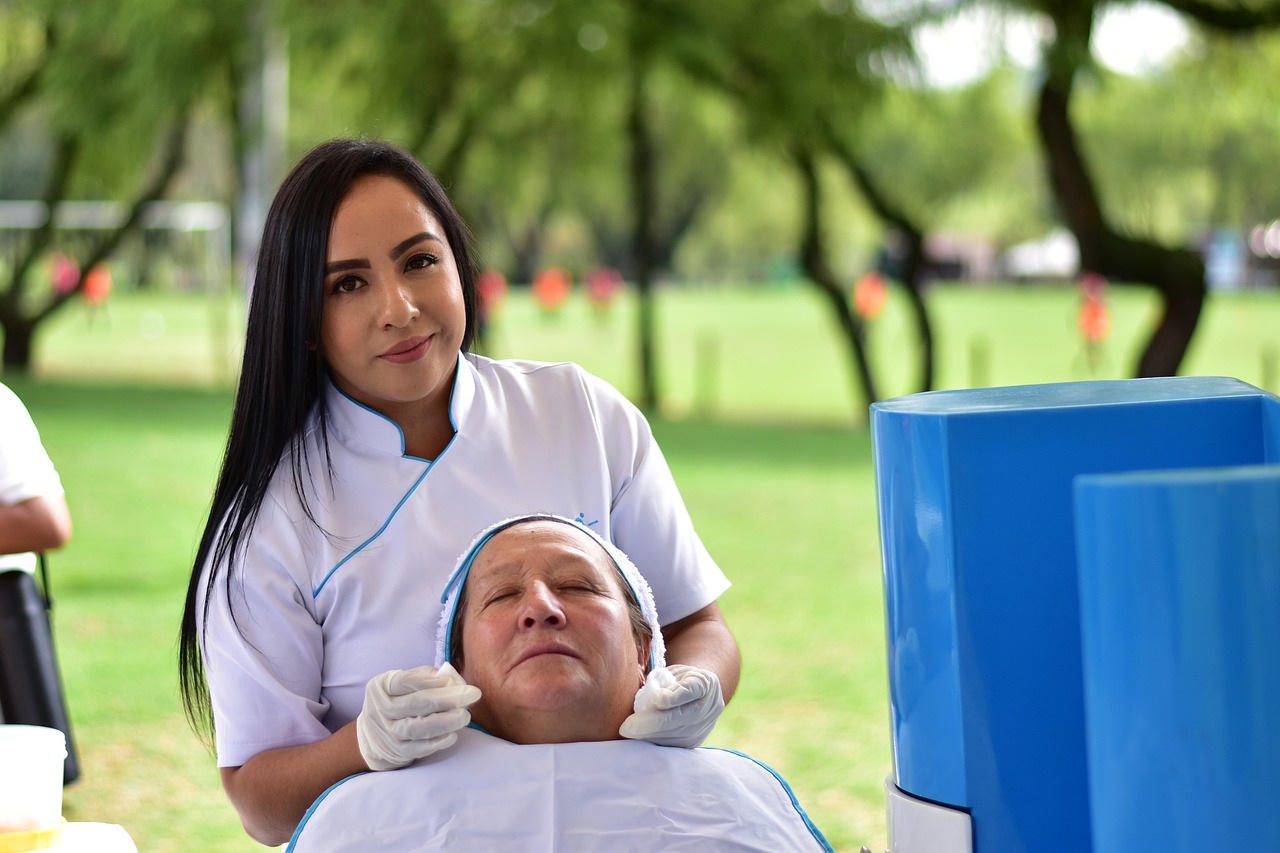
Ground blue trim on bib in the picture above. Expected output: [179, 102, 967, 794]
[285, 771, 371, 852]
[706, 747, 836, 852]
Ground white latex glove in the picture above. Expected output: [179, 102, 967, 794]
[618, 664, 724, 748]
[356, 662, 481, 771]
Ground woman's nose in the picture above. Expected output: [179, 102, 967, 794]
[519, 583, 565, 629]
[379, 277, 420, 328]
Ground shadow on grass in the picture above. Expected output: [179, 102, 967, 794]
[7, 377, 234, 433]
[652, 416, 873, 473]
[12, 375, 872, 472]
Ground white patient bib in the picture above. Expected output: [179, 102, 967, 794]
[287, 727, 832, 852]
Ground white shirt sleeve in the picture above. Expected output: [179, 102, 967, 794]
[200, 494, 333, 767]
[578, 369, 730, 625]
[0, 382, 64, 506]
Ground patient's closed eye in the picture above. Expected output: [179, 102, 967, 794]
[481, 588, 518, 607]
[556, 574, 604, 595]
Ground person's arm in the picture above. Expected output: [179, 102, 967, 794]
[221, 723, 368, 847]
[0, 494, 72, 555]
[661, 601, 740, 703]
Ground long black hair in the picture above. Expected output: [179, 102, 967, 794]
[179, 139, 479, 740]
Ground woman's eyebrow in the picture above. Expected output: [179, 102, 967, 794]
[390, 231, 443, 261]
[325, 258, 369, 274]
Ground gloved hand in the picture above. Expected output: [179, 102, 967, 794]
[356, 662, 481, 771]
[618, 664, 724, 748]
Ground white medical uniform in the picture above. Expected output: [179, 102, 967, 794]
[0, 382, 65, 573]
[285, 727, 834, 852]
[201, 354, 730, 768]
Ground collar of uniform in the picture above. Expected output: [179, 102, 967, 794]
[322, 352, 478, 458]
[451, 351, 481, 430]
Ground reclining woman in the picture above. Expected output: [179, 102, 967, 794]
[287, 514, 833, 852]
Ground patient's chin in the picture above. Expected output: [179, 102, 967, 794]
[508, 667, 594, 711]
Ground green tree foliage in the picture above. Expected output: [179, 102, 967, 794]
[1074, 67, 1219, 243]
[990, 0, 1280, 375]
[857, 67, 1048, 243]
[6, 0, 1279, 390]
[1077, 24, 1280, 238]
[0, 0, 245, 371]
[285, 0, 747, 408]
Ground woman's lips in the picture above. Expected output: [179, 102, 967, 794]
[379, 335, 431, 364]
[513, 643, 580, 668]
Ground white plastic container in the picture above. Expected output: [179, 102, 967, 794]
[0, 724, 66, 832]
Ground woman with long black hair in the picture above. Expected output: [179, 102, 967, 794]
[178, 139, 739, 846]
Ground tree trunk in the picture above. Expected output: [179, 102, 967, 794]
[627, 25, 660, 413]
[585, 216, 633, 279]
[794, 147, 879, 410]
[510, 228, 542, 286]
[1, 318, 35, 374]
[38, 119, 189, 322]
[0, 138, 79, 374]
[3, 139, 79, 313]
[1035, 4, 1205, 377]
[651, 184, 709, 275]
[824, 129, 935, 393]
[0, 121, 188, 373]
[895, 240, 935, 391]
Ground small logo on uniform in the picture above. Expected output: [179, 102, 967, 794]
[575, 512, 600, 527]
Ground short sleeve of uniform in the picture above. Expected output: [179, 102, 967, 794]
[0, 382, 64, 506]
[200, 494, 332, 767]
[576, 369, 730, 624]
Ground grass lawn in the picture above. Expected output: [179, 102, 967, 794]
[9, 280, 1280, 852]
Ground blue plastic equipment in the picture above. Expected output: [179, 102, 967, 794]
[1075, 465, 1280, 852]
[871, 376, 1280, 852]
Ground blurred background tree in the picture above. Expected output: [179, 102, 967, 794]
[2, 0, 1279, 404]
[0, 0, 238, 368]
[1012, 0, 1280, 377]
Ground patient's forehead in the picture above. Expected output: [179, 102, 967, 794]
[470, 520, 616, 587]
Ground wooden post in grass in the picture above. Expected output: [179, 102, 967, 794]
[695, 330, 719, 417]
[969, 336, 990, 389]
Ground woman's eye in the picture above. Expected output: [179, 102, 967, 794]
[406, 253, 438, 271]
[330, 275, 363, 294]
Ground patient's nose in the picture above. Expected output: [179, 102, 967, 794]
[519, 581, 564, 629]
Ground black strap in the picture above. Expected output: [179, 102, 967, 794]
[37, 552, 53, 612]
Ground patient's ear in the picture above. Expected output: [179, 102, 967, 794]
[634, 637, 650, 685]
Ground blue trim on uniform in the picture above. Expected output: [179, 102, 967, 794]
[313, 468, 430, 597]
[285, 771, 370, 852]
[312, 365, 465, 598]
[327, 364, 463, 462]
[706, 747, 836, 852]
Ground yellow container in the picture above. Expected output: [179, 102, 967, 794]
[0, 818, 65, 852]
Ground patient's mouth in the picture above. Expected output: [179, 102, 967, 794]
[514, 643, 579, 667]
